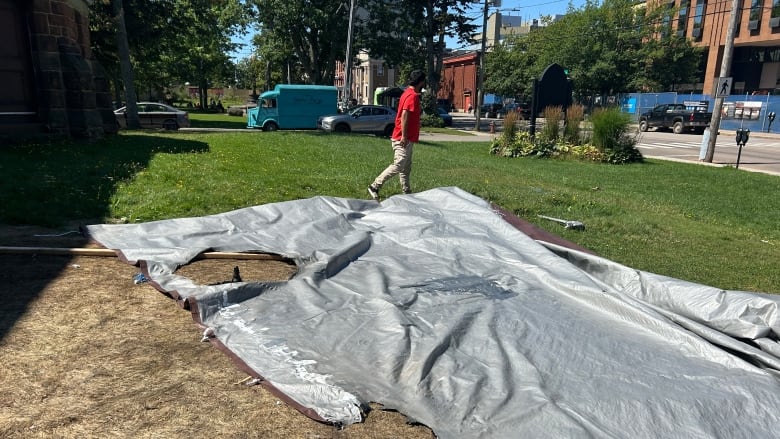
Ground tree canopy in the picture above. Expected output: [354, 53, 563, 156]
[90, 0, 253, 107]
[483, 0, 703, 101]
[245, 0, 476, 93]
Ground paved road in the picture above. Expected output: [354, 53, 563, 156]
[430, 113, 780, 177]
[634, 130, 779, 176]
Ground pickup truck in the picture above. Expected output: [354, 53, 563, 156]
[638, 103, 711, 134]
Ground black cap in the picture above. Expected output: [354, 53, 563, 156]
[409, 70, 426, 86]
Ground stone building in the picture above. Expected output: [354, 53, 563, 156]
[0, 0, 115, 140]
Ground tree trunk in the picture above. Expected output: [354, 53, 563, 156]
[112, 0, 140, 129]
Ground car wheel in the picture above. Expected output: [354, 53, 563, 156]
[383, 125, 394, 137]
[162, 119, 178, 130]
[638, 120, 648, 132]
[264, 121, 279, 132]
[673, 121, 683, 134]
[334, 123, 350, 133]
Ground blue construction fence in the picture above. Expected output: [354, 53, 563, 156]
[616, 92, 780, 133]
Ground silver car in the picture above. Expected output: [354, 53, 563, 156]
[114, 102, 190, 130]
[317, 105, 395, 136]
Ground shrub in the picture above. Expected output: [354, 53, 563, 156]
[570, 144, 605, 162]
[421, 91, 438, 116]
[421, 113, 445, 128]
[564, 104, 585, 145]
[540, 106, 562, 142]
[590, 107, 630, 150]
[589, 107, 643, 164]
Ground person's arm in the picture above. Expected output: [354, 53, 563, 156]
[400, 109, 410, 144]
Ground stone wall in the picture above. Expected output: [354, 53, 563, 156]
[28, 0, 116, 138]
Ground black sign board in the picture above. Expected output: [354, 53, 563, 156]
[530, 63, 572, 137]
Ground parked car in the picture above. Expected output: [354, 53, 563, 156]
[479, 103, 504, 118]
[504, 102, 531, 119]
[317, 105, 395, 136]
[114, 102, 190, 130]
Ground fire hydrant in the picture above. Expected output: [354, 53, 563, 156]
[489, 120, 495, 134]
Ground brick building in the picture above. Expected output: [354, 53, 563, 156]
[668, 0, 780, 95]
[438, 51, 479, 112]
[0, 0, 115, 140]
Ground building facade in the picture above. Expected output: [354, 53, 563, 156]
[335, 53, 397, 106]
[439, 51, 479, 112]
[0, 0, 115, 140]
[670, 0, 780, 95]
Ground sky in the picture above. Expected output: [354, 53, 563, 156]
[230, 0, 585, 60]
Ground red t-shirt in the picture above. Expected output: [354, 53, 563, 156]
[391, 87, 421, 142]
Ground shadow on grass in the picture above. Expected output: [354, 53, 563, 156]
[189, 118, 250, 129]
[0, 133, 209, 341]
[0, 133, 209, 227]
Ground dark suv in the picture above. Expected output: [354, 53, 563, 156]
[504, 102, 531, 119]
[479, 103, 504, 118]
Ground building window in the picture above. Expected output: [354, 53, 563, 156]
[377, 64, 384, 77]
[749, 0, 761, 21]
[692, 0, 705, 39]
[773, 0, 780, 18]
[678, 0, 690, 35]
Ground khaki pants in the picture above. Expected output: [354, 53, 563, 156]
[372, 139, 413, 193]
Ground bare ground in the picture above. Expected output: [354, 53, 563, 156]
[0, 224, 433, 438]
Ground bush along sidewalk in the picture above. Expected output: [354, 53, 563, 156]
[490, 105, 643, 164]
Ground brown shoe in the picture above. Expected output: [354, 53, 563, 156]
[367, 185, 380, 201]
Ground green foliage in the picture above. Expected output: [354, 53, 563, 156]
[589, 107, 643, 164]
[484, 0, 703, 98]
[421, 91, 438, 115]
[90, 0, 253, 106]
[490, 105, 640, 164]
[252, 0, 346, 85]
[421, 114, 445, 128]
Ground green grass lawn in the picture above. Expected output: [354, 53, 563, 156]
[2, 130, 778, 294]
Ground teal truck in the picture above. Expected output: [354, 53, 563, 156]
[247, 84, 338, 131]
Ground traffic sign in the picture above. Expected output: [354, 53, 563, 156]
[716, 77, 732, 97]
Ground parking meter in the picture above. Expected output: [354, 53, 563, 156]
[736, 128, 750, 146]
[735, 128, 750, 169]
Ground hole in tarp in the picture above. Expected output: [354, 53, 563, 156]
[174, 258, 297, 286]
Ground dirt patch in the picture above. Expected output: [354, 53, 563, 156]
[0, 224, 433, 438]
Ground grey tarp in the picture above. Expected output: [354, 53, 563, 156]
[86, 187, 780, 438]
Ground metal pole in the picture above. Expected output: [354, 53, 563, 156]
[704, 0, 741, 163]
[474, 0, 489, 131]
[343, 0, 357, 108]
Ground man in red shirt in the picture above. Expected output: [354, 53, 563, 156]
[368, 70, 426, 201]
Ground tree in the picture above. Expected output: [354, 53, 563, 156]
[483, 35, 537, 99]
[249, 0, 349, 85]
[90, 0, 252, 108]
[359, 0, 476, 93]
[483, 0, 702, 101]
[111, 0, 140, 128]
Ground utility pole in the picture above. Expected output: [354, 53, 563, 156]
[474, 0, 490, 131]
[704, 0, 740, 162]
[343, 0, 357, 109]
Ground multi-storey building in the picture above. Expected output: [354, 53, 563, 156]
[335, 53, 397, 106]
[669, 0, 780, 95]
